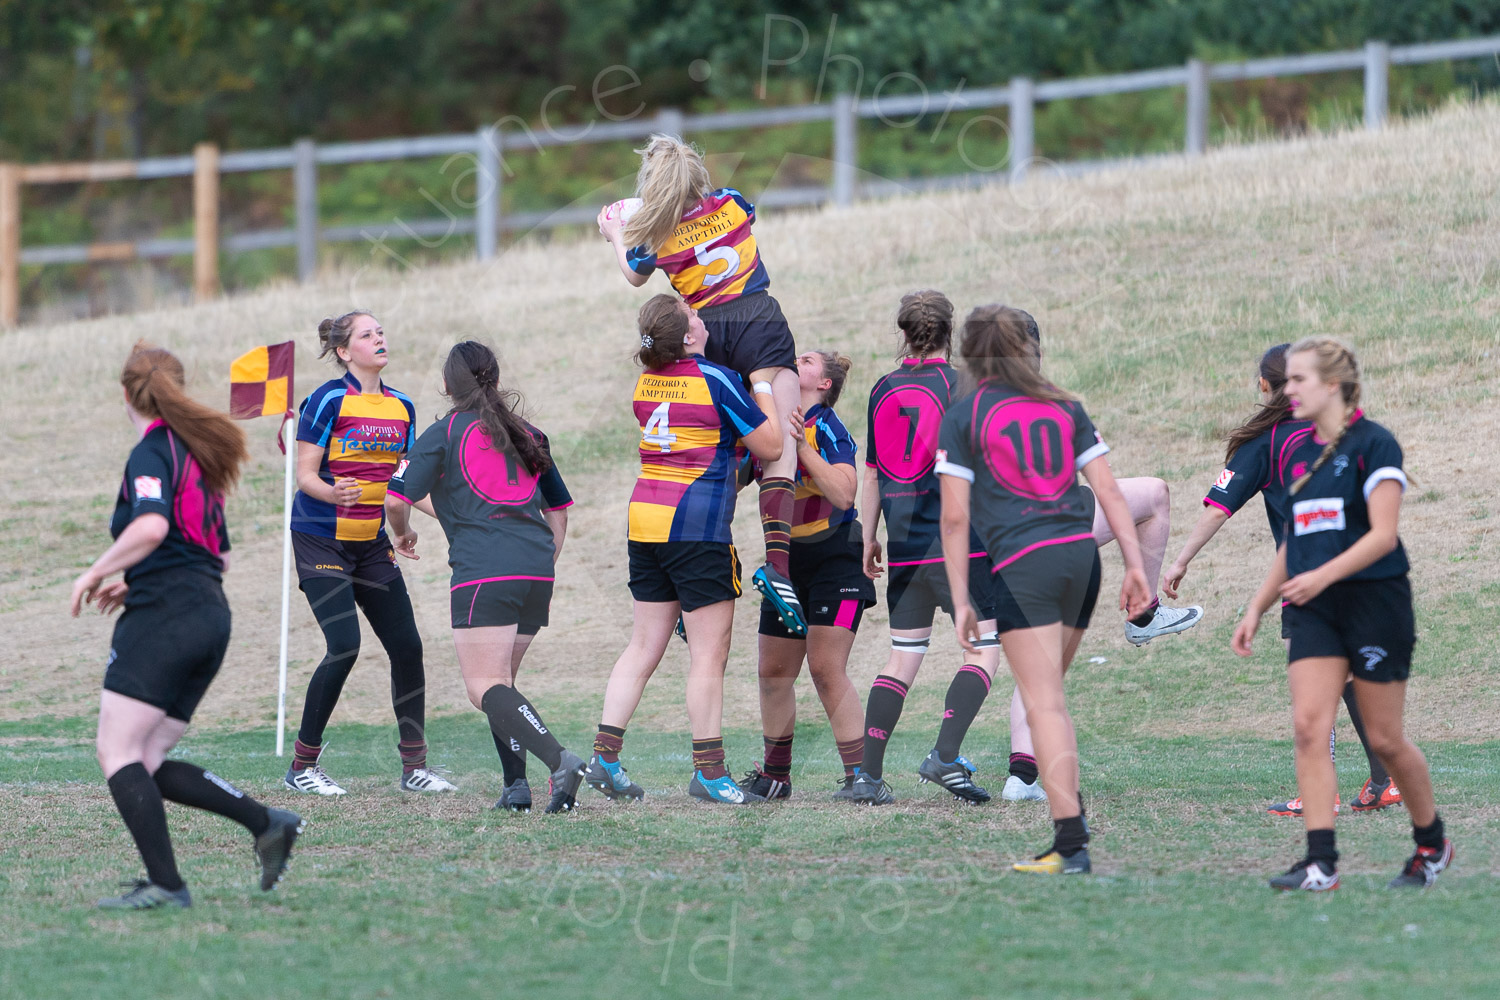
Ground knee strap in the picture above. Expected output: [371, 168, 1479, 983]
[891, 635, 930, 655]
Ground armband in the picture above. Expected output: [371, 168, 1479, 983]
[752, 381, 774, 397]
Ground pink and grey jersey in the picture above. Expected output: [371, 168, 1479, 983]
[109, 420, 230, 588]
[936, 381, 1109, 572]
[1204, 419, 1314, 547]
[291, 373, 416, 542]
[1272, 411, 1409, 581]
[624, 188, 771, 310]
[387, 412, 570, 588]
[628, 355, 766, 543]
[865, 358, 984, 565]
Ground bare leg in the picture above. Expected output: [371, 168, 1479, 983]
[1003, 623, 1079, 820]
[599, 601, 678, 730]
[1350, 678, 1437, 827]
[757, 633, 805, 742]
[682, 600, 735, 740]
[1094, 476, 1169, 594]
[805, 625, 863, 747]
[1287, 657, 1347, 832]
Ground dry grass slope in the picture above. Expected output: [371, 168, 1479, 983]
[2, 98, 1496, 740]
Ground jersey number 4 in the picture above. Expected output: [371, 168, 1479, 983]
[643, 401, 678, 452]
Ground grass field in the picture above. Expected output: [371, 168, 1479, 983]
[2, 99, 1498, 999]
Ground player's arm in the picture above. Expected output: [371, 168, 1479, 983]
[937, 473, 980, 653]
[1164, 506, 1230, 598]
[297, 441, 357, 506]
[597, 209, 651, 287]
[788, 410, 856, 509]
[739, 410, 784, 463]
[383, 493, 419, 560]
[1232, 543, 1289, 656]
[860, 464, 884, 579]
[545, 508, 568, 562]
[70, 514, 169, 616]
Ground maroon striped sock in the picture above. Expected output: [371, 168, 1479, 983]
[692, 737, 727, 780]
[594, 725, 625, 763]
[836, 737, 863, 776]
[398, 740, 427, 774]
[758, 478, 795, 577]
[292, 739, 321, 772]
[763, 733, 794, 780]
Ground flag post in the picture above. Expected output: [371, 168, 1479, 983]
[277, 417, 294, 756]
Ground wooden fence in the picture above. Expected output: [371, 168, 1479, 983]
[2, 34, 1498, 325]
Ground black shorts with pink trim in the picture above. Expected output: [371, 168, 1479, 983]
[991, 539, 1100, 634]
[450, 576, 553, 632]
[887, 553, 998, 631]
[759, 525, 875, 638]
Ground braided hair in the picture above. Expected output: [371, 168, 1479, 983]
[895, 290, 953, 360]
[1286, 337, 1361, 496]
[442, 341, 551, 477]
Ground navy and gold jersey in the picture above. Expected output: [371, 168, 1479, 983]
[1274, 412, 1409, 581]
[388, 412, 568, 589]
[291, 373, 416, 542]
[625, 188, 771, 310]
[628, 355, 766, 544]
[110, 420, 230, 590]
[865, 358, 983, 565]
[790, 403, 857, 542]
[1204, 419, 1315, 547]
[936, 382, 1109, 572]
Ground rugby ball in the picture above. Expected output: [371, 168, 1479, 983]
[602, 197, 643, 226]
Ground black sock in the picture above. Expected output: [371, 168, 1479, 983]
[1341, 681, 1390, 786]
[1128, 599, 1159, 628]
[1306, 828, 1338, 869]
[1413, 815, 1445, 851]
[861, 675, 909, 780]
[1009, 752, 1039, 784]
[480, 684, 563, 772]
[153, 760, 270, 836]
[492, 731, 527, 784]
[935, 664, 990, 761]
[107, 762, 184, 891]
[1053, 815, 1089, 855]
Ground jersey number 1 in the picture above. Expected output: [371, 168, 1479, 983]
[643, 402, 677, 452]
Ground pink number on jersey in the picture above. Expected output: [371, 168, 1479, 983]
[872, 385, 944, 483]
[460, 423, 539, 505]
[978, 399, 1077, 501]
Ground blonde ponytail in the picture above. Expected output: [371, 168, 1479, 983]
[623, 134, 712, 253]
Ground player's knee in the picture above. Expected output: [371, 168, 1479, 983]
[1363, 726, 1406, 762]
[1292, 717, 1331, 754]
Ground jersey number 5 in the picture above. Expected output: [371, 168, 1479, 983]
[695, 244, 740, 286]
[643, 401, 677, 452]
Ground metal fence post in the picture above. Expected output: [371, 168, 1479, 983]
[476, 126, 499, 260]
[1365, 41, 1390, 129]
[1009, 77, 1034, 183]
[0, 163, 18, 326]
[192, 142, 219, 303]
[293, 138, 318, 282]
[832, 93, 857, 206]
[1185, 59, 1210, 154]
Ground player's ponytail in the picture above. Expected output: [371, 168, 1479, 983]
[896, 290, 953, 360]
[1225, 342, 1292, 462]
[624, 134, 712, 253]
[442, 341, 551, 477]
[1287, 338, 1362, 495]
[959, 304, 1072, 404]
[636, 294, 691, 370]
[120, 341, 249, 495]
[317, 310, 371, 368]
[810, 350, 853, 407]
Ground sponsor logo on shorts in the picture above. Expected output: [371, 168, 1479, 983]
[133, 475, 163, 500]
[839, 587, 861, 593]
[1359, 645, 1388, 671]
[314, 563, 345, 571]
[815, 605, 830, 615]
[1212, 468, 1235, 491]
[1292, 497, 1345, 535]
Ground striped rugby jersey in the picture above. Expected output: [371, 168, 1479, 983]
[628, 355, 766, 543]
[789, 403, 857, 541]
[625, 188, 771, 309]
[291, 373, 416, 542]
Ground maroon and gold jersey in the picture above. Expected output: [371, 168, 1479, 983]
[625, 188, 771, 310]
